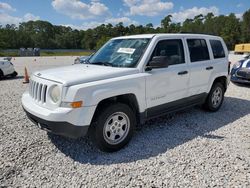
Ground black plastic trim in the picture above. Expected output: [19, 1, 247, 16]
[23, 108, 89, 138]
[140, 93, 207, 122]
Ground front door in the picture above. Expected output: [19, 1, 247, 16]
[145, 39, 189, 117]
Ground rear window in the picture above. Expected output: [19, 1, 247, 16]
[210, 40, 225, 59]
[187, 39, 210, 62]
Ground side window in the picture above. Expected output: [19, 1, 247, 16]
[210, 40, 225, 59]
[151, 39, 185, 66]
[187, 39, 210, 62]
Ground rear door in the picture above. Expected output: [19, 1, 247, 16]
[185, 38, 213, 96]
[209, 38, 228, 78]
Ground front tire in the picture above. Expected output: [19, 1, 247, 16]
[203, 82, 225, 112]
[92, 103, 136, 152]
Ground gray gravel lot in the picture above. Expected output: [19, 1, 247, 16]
[0, 55, 250, 187]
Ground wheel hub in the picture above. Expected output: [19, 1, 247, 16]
[103, 112, 130, 145]
[211, 87, 222, 107]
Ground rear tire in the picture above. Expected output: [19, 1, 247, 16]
[203, 82, 225, 112]
[92, 103, 136, 152]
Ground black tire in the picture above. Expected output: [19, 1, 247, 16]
[203, 82, 225, 112]
[0, 69, 3, 79]
[11, 71, 18, 78]
[92, 103, 136, 152]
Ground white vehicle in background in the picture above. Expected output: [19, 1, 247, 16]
[22, 34, 230, 152]
[0, 59, 18, 79]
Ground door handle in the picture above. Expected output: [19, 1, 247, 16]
[206, 66, 213, 70]
[178, 71, 188, 75]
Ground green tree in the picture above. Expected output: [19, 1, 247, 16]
[242, 9, 250, 42]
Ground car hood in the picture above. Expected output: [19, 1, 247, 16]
[33, 64, 139, 86]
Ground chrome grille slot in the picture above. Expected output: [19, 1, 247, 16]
[35, 82, 39, 100]
[29, 79, 48, 103]
[38, 84, 42, 101]
[43, 85, 47, 103]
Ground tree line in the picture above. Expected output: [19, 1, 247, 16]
[0, 9, 249, 50]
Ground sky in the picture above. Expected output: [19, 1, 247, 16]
[0, 0, 249, 30]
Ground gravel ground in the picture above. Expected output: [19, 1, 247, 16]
[0, 55, 250, 187]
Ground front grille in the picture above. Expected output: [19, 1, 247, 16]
[29, 80, 48, 103]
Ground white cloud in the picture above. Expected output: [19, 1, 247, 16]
[235, 13, 243, 20]
[123, 0, 174, 16]
[123, 0, 140, 7]
[236, 3, 243, 8]
[171, 6, 219, 22]
[0, 13, 40, 26]
[0, 2, 16, 12]
[105, 17, 138, 25]
[23, 13, 40, 22]
[64, 16, 138, 30]
[0, 2, 39, 26]
[52, 0, 110, 20]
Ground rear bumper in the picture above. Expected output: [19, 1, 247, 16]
[24, 108, 88, 138]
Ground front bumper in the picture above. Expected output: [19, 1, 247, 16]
[24, 108, 88, 138]
[231, 75, 250, 84]
[22, 91, 96, 138]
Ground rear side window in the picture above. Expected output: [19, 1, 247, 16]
[151, 39, 185, 66]
[210, 40, 225, 59]
[187, 39, 210, 62]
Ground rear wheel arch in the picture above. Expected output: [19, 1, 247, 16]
[212, 76, 227, 92]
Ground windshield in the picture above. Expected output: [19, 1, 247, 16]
[88, 38, 150, 68]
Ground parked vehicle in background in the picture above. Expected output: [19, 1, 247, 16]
[22, 34, 230, 152]
[234, 43, 250, 54]
[231, 54, 250, 84]
[74, 56, 90, 64]
[3, 57, 12, 61]
[0, 60, 18, 79]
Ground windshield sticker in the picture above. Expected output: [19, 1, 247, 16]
[117, 48, 135, 54]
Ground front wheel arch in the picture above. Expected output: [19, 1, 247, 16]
[90, 93, 140, 126]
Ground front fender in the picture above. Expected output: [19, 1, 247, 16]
[63, 74, 147, 113]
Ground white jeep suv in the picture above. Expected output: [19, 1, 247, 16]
[22, 34, 230, 152]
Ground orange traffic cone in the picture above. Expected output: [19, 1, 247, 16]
[23, 67, 29, 84]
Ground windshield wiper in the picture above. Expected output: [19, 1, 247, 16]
[91, 61, 114, 67]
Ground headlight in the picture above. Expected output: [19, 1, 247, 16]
[233, 62, 241, 69]
[50, 85, 61, 103]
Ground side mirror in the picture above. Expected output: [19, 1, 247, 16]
[146, 56, 169, 70]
